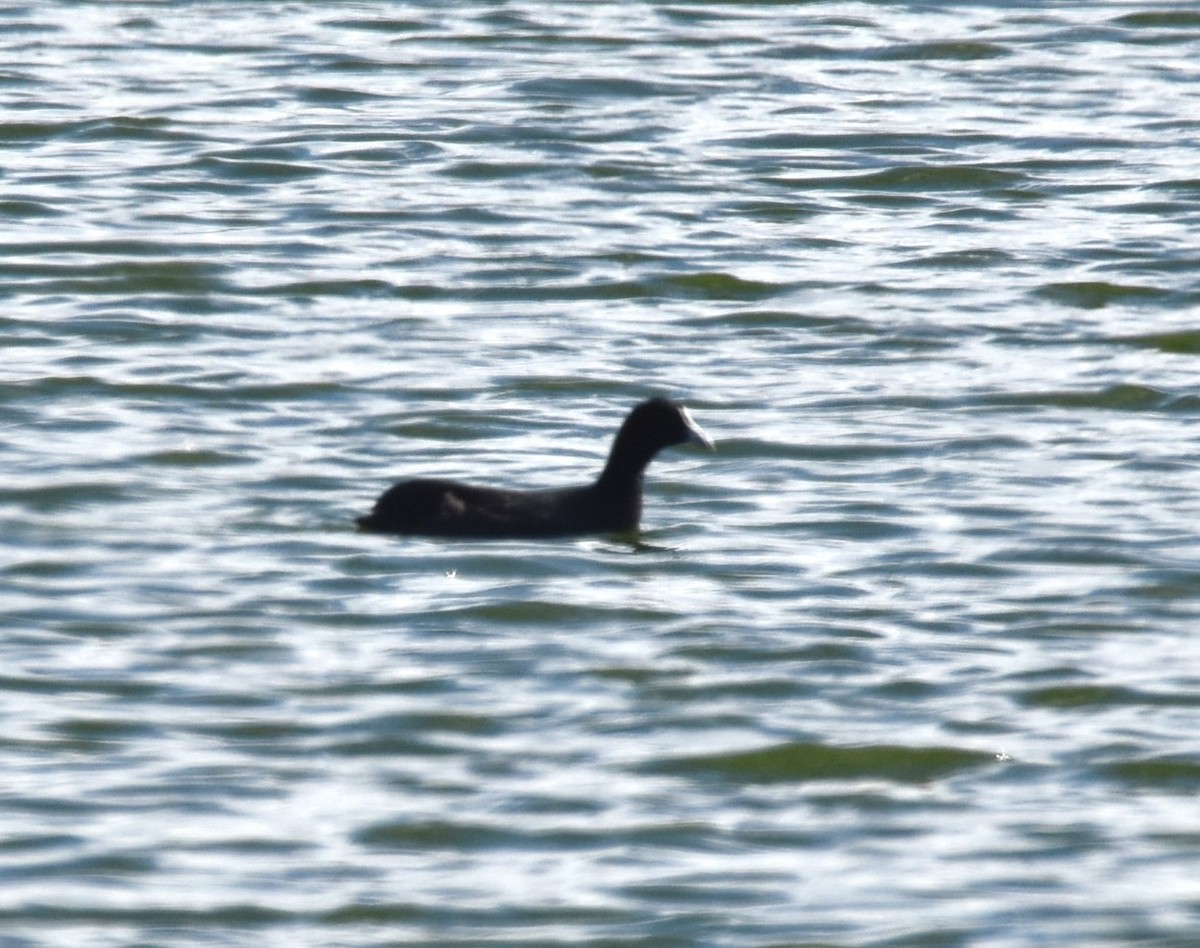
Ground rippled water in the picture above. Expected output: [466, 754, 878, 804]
[5, 2, 1200, 944]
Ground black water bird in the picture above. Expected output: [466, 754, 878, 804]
[356, 397, 714, 538]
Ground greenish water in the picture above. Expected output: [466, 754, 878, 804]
[3, 2, 1200, 945]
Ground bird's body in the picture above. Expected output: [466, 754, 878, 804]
[356, 398, 712, 539]
[358, 477, 638, 538]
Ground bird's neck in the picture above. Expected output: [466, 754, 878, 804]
[596, 437, 652, 490]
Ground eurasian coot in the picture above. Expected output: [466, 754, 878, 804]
[356, 397, 714, 538]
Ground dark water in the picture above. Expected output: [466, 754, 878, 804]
[4, 2, 1200, 944]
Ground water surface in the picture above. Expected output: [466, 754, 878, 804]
[4, 2, 1200, 944]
